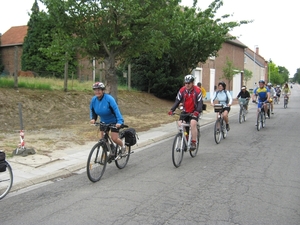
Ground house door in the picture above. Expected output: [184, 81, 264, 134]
[232, 73, 241, 97]
[193, 67, 202, 85]
[209, 69, 215, 100]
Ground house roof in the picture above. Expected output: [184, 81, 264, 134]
[245, 48, 266, 67]
[0, 25, 28, 47]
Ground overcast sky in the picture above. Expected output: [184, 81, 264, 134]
[1, 0, 298, 76]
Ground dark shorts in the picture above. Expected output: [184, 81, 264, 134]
[276, 94, 280, 97]
[223, 107, 231, 113]
[179, 112, 199, 123]
[100, 124, 119, 133]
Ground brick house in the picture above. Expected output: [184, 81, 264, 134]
[0, 25, 28, 75]
[192, 38, 247, 99]
[0, 25, 98, 79]
[244, 47, 268, 91]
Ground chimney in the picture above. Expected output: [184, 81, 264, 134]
[256, 47, 259, 55]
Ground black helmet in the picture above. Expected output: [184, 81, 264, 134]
[92, 82, 105, 90]
[184, 75, 195, 83]
[218, 81, 226, 89]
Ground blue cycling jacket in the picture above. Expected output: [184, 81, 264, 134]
[90, 94, 124, 125]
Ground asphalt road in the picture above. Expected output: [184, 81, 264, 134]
[1, 85, 300, 225]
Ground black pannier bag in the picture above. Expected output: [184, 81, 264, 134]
[0, 151, 7, 172]
[122, 128, 138, 147]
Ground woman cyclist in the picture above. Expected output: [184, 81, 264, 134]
[211, 81, 233, 131]
[90, 82, 126, 154]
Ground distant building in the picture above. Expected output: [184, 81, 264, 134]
[244, 47, 268, 91]
[0, 25, 101, 80]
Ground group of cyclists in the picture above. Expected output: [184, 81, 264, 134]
[89, 75, 291, 153]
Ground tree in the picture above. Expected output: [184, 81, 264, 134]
[292, 68, 300, 83]
[42, 0, 180, 100]
[222, 57, 239, 90]
[243, 69, 252, 86]
[22, 0, 77, 79]
[165, 1, 250, 76]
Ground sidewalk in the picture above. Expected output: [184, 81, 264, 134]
[7, 102, 241, 192]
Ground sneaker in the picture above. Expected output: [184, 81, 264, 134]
[120, 146, 127, 156]
[271, 111, 274, 114]
[226, 124, 230, 131]
[190, 142, 196, 150]
[255, 123, 257, 126]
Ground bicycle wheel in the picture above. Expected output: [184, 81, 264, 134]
[222, 119, 227, 139]
[0, 162, 13, 200]
[115, 137, 131, 169]
[172, 133, 184, 168]
[214, 119, 222, 144]
[239, 107, 243, 124]
[243, 108, 246, 122]
[190, 125, 200, 157]
[284, 99, 288, 108]
[261, 112, 266, 128]
[257, 113, 261, 131]
[87, 142, 107, 182]
[267, 108, 270, 119]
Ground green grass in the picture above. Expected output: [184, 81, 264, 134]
[0, 76, 138, 92]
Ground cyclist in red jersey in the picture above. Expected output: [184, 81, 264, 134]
[168, 75, 203, 150]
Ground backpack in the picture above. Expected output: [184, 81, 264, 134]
[0, 151, 7, 172]
[122, 128, 138, 147]
[213, 90, 229, 104]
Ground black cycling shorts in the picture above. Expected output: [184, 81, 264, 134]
[179, 112, 199, 123]
[100, 124, 119, 133]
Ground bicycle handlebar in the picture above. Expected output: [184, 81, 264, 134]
[92, 122, 129, 129]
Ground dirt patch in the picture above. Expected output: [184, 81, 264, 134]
[0, 88, 177, 155]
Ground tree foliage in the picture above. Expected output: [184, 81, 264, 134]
[268, 61, 289, 85]
[22, 0, 76, 78]
[292, 68, 300, 83]
[42, 0, 180, 99]
[243, 69, 252, 86]
[222, 57, 239, 90]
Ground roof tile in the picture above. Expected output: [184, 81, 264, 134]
[0, 25, 28, 47]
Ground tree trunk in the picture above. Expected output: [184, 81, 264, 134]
[64, 53, 68, 92]
[104, 55, 118, 101]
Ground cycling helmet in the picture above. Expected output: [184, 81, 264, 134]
[258, 80, 265, 84]
[184, 75, 195, 83]
[92, 82, 105, 90]
[218, 81, 226, 89]
[267, 82, 272, 86]
[277, 85, 280, 88]
[241, 85, 246, 90]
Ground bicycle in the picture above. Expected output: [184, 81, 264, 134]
[86, 122, 133, 182]
[213, 104, 228, 144]
[0, 152, 13, 200]
[253, 101, 266, 131]
[283, 94, 289, 108]
[273, 95, 278, 104]
[238, 98, 249, 124]
[171, 113, 200, 168]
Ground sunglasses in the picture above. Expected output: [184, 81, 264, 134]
[185, 82, 191, 84]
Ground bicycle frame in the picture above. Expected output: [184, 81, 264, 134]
[214, 104, 227, 144]
[177, 122, 192, 151]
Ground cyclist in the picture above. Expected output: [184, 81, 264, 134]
[282, 83, 291, 100]
[211, 81, 233, 131]
[197, 82, 206, 99]
[236, 85, 250, 111]
[275, 85, 281, 104]
[267, 83, 276, 114]
[90, 82, 126, 154]
[252, 80, 270, 123]
[168, 75, 203, 150]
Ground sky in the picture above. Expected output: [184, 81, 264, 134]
[0, 0, 298, 76]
